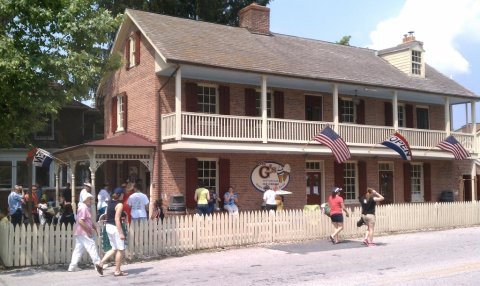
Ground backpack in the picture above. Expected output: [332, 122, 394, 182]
[321, 203, 330, 217]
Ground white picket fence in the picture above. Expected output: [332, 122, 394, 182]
[1, 201, 480, 267]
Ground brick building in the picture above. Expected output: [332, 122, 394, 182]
[54, 3, 480, 214]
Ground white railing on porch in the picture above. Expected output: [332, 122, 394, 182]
[1, 202, 479, 267]
[161, 112, 476, 152]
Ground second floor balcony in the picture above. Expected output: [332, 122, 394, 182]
[161, 112, 477, 157]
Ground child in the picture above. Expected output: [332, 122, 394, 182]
[37, 198, 48, 225]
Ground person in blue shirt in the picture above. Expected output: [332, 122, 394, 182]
[8, 185, 24, 227]
[223, 186, 239, 214]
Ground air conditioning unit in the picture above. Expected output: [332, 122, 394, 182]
[167, 194, 186, 212]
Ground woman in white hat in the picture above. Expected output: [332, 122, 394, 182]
[78, 182, 92, 207]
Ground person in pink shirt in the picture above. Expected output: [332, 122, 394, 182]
[328, 187, 350, 244]
[67, 193, 103, 276]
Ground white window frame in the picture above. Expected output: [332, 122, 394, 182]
[197, 84, 218, 114]
[305, 160, 324, 196]
[255, 90, 274, 117]
[343, 161, 358, 203]
[397, 103, 405, 127]
[34, 114, 55, 140]
[197, 158, 218, 191]
[129, 36, 136, 68]
[412, 50, 422, 75]
[340, 98, 355, 123]
[116, 95, 124, 132]
[410, 163, 424, 202]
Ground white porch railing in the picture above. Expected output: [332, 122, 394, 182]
[1, 202, 480, 267]
[161, 112, 476, 152]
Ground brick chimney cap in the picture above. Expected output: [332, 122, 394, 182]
[240, 2, 270, 14]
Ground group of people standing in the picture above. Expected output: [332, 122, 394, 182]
[194, 182, 239, 215]
[327, 187, 384, 246]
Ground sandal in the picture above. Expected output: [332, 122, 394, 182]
[329, 235, 335, 244]
[114, 271, 128, 277]
[95, 263, 104, 276]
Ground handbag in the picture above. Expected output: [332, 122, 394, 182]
[320, 203, 330, 217]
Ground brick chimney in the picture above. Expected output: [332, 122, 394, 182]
[239, 3, 270, 35]
[402, 31, 416, 43]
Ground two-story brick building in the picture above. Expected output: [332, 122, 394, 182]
[54, 3, 480, 213]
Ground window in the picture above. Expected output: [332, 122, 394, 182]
[343, 162, 357, 201]
[197, 85, 217, 114]
[306, 161, 323, 171]
[35, 166, 50, 188]
[34, 114, 54, 140]
[117, 95, 124, 132]
[341, 99, 355, 123]
[410, 163, 424, 202]
[0, 161, 12, 189]
[129, 36, 136, 68]
[198, 160, 217, 189]
[255, 91, 273, 117]
[16, 161, 28, 187]
[416, 107, 429, 129]
[412, 50, 422, 75]
[397, 104, 405, 127]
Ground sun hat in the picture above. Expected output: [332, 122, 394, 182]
[332, 187, 342, 193]
[83, 193, 93, 202]
[83, 182, 92, 188]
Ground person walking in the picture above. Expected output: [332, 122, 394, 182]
[78, 182, 92, 207]
[97, 183, 110, 217]
[97, 187, 128, 277]
[8, 185, 24, 227]
[68, 193, 103, 275]
[223, 186, 239, 214]
[360, 188, 384, 246]
[194, 181, 210, 215]
[263, 185, 277, 211]
[328, 187, 350, 244]
[127, 183, 149, 223]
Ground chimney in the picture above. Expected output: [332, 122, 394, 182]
[402, 31, 416, 43]
[239, 3, 270, 35]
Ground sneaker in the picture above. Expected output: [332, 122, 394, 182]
[68, 265, 81, 272]
[95, 263, 104, 276]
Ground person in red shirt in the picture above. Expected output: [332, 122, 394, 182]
[328, 187, 349, 244]
[24, 185, 40, 224]
[122, 182, 134, 224]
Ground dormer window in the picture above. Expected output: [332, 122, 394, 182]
[412, 50, 422, 75]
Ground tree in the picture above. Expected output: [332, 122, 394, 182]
[0, 0, 122, 147]
[337, 35, 351, 46]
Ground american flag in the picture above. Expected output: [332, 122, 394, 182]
[437, 135, 470, 160]
[314, 126, 351, 163]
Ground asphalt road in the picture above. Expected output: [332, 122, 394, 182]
[1, 227, 480, 286]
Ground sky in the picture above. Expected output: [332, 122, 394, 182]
[268, 0, 480, 130]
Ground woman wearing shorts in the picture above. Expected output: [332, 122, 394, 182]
[328, 187, 349, 244]
[360, 188, 384, 246]
[98, 187, 128, 277]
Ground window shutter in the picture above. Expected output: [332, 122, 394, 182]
[406, 104, 414, 128]
[384, 102, 393, 126]
[218, 159, 230, 209]
[111, 96, 118, 133]
[356, 99, 365, 124]
[334, 161, 344, 190]
[185, 82, 198, 112]
[123, 94, 128, 132]
[423, 163, 431, 201]
[358, 161, 367, 197]
[244, 88, 256, 116]
[403, 163, 412, 202]
[274, 91, 284, 118]
[185, 158, 198, 209]
[338, 99, 344, 123]
[219, 85, 230, 115]
[125, 38, 130, 70]
[135, 31, 141, 66]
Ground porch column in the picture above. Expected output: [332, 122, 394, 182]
[55, 165, 60, 207]
[444, 97, 451, 136]
[393, 91, 398, 130]
[471, 162, 476, 201]
[175, 67, 182, 141]
[333, 83, 339, 132]
[261, 75, 268, 143]
[70, 160, 77, 213]
[89, 166, 97, 219]
[471, 100, 476, 135]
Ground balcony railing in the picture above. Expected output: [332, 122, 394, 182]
[161, 112, 476, 153]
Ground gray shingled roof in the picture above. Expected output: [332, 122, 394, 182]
[126, 9, 476, 98]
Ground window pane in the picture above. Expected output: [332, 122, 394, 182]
[198, 85, 217, 114]
[0, 161, 12, 189]
[198, 160, 216, 190]
[341, 100, 355, 123]
[343, 162, 356, 200]
[255, 92, 273, 117]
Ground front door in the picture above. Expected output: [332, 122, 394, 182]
[305, 95, 322, 121]
[379, 170, 394, 204]
[463, 175, 472, 201]
[306, 172, 321, 205]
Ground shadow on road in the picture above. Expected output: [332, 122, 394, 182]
[266, 239, 387, 254]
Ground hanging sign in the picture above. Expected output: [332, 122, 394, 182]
[250, 161, 291, 192]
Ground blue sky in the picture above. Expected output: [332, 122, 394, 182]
[268, 0, 480, 130]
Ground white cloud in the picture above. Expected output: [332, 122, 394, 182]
[368, 0, 480, 76]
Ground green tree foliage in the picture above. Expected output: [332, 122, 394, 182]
[0, 0, 122, 147]
[337, 35, 351, 46]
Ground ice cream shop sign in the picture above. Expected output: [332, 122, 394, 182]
[250, 161, 291, 192]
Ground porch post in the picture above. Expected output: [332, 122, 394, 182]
[70, 160, 77, 213]
[261, 75, 268, 143]
[89, 166, 97, 219]
[444, 97, 451, 136]
[471, 100, 476, 135]
[393, 91, 398, 130]
[55, 165, 60, 207]
[471, 162, 476, 201]
[333, 83, 339, 132]
[175, 67, 182, 141]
